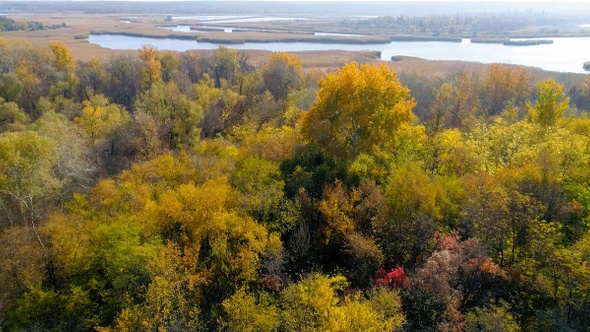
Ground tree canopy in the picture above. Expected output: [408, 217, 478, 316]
[300, 62, 416, 162]
[1, 39, 589, 332]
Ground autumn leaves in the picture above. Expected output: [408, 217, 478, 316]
[300, 62, 415, 163]
[2, 36, 590, 330]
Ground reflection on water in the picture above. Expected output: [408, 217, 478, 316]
[161, 25, 193, 32]
[200, 26, 234, 33]
[88, 34, 590, 74]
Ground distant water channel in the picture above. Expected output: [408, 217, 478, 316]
[87, 34, 590, 74]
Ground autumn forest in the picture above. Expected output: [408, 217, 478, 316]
[1, 37, 590, 332]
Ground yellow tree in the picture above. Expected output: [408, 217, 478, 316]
[221, 288, 279, 332]
[527, 79, 570, 127]
[48, 42, 77, 102]
[49, 42, 75, 72]
[280, 274, 404, 332]
[138, 44, 162, 87]
[74, 95, 129, 145]
[481, 64, 531, 117]
[300, 62, 416, 162]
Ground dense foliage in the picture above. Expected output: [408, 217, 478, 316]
[1, 38, 590, 331]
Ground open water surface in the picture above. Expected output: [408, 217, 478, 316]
[87, 34, 590, 73]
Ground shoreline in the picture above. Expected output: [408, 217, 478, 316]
[87, 31, 582, 48]
[84, 33, 590, 74]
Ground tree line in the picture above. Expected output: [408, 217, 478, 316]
[343, 13, 585, 38]
[0, 16, 65, 32]
[1, 38, 590, 331]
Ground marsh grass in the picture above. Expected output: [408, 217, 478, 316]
[1, 12, 588, 82]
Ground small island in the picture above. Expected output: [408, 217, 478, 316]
[503, 39, 554, 46]
[470, 37, 509, 44]
[471, 38, 554, 46]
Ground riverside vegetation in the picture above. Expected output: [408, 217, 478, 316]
[1, 38, 590, 331]
[2, 0, 590, 62]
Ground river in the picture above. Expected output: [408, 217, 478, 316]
[87, 34, 590, 74]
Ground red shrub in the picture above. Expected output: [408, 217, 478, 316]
[376, 267, 408, 289]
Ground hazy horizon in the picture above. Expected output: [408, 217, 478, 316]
[3, 0, 590, 16]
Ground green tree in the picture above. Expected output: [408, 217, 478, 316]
[6, 211, 163, 331]
[0, 131, 59, 239]
[0, 225, 45, 325]
[76, 57, 109, 99]
[0, 73, 23, 103]
[105, 54, 142, 110]
[466, 301, 521, 332]
[262, 52, 304, 100]
[0, 98, 29, 132]
[231, 155, 293, 233]
[209, 46, 248, 88]
[195, 75, 242, 138]
[32, 108, 96, 198]
[133, 82, 202, 158]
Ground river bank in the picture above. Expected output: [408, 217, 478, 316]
[85, 33, 590, 74]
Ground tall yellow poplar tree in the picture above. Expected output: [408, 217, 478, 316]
[138, 44, 162, 87]
[300, 62, 415, 162]
[527, 78, 569, 127]
[49, 42, 75, 72]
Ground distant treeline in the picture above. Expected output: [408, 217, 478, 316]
[471, 38, 554, 46]
[343, 13, 588, 38]
[0, 16, 66, 32]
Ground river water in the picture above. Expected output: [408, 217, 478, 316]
[87, 34, 590, 74]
